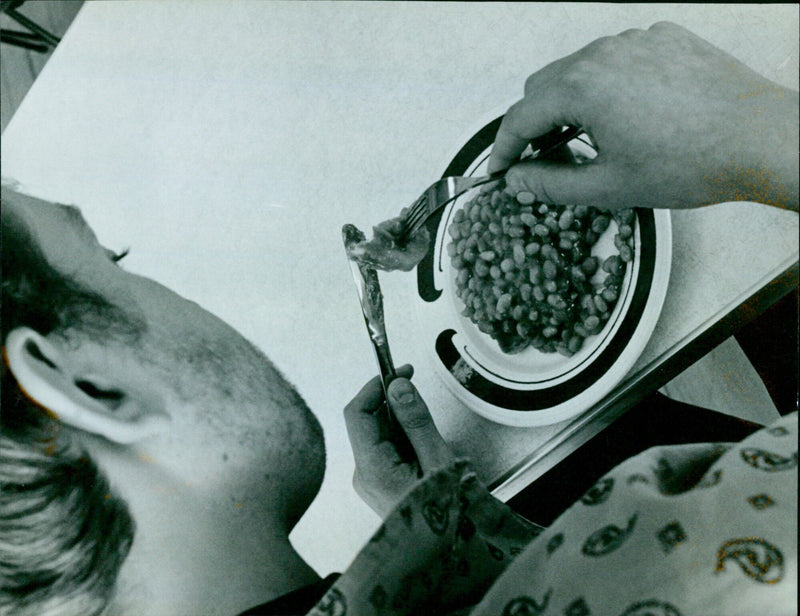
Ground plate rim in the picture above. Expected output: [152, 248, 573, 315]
[413, 114, 673, 426]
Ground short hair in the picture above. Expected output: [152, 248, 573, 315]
[1, 199, 137, 616]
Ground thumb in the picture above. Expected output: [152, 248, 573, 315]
[503, 157, 623, 211]
[387, 378, 453, 472]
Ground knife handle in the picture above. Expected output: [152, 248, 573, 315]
[373, 345, 417, 465]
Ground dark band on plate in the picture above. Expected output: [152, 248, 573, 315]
[416, 117, 504, 303]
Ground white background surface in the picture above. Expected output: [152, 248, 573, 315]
[2, 2, 797, 576]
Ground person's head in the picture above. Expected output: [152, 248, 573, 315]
[1, 186, 325, 615]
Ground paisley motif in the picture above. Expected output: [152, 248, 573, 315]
[565, 597, 591, 616]
[696, 469, 723, 488]
[501, 590, 552, 616]
[619, 599, 681, 616]
[582, 513, 638, 557]
[656, 521, 686, 554]
[581, 477, 615, 506]
[768, 426, 789, 436]
[422, 499, 450, 535]
[715, 537, 784, 584]
[487, 542, 505, 561]
[313, 587, 347, 616]
[747, 494, 775, 510]
[546, 532, 564, 555]
[740, 448, 797, 472]
[368, 585, 387, 609]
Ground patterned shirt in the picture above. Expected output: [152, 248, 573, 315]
[307, 412, 797, 615]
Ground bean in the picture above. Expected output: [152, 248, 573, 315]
[591, 215, 610, 234]
[513, 244, 526, 264]
[574, 205, 589, 218]
[516, 191, 536, 205]
[542, 260, 558, 280]
[603, 255, 622, 275]
[584, 315, 600, 332]
[602, 287, 618, 303]
[558, 210, 575, 230]
[619, 244, 633, 262]
[525, 242, 541, 255]
[594, 295, 608, 313]
[496, 294, 512, 314]
[568, 335, 583, 354]
[540, 244, 556, 260]
[581, 256, 598, 275]
[618, 223, 633, 239]
[544, 279, 558, 293]
[542, 326, 558, 338]
[490, 265, 501, 279]
[616, 208, 635, 225]
[533, 286, 546, 302]
[534, 224, 550, 237]
[479, 250, 496, 262]
[520, 212, 537, 227]
[500, 258, 515, 273]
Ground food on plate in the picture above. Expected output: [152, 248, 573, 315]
[344, 214, 430, 272]
[447, 180, 635, 355]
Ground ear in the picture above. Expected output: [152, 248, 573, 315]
[4, 327, 170, 444]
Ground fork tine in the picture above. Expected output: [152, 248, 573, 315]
[403, 197, 428, 231]
[398, 193, 428, 237]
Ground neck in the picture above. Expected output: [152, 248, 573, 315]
[85, 438, 320, 615]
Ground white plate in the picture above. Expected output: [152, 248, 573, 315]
[413, 116, 672, 426]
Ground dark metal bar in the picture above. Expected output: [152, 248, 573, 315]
[5, 5, 60, 47]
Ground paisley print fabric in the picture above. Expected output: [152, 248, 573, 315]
[307, 413, 797, 615]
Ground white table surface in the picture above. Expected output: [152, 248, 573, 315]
[2, 1, 797, 576]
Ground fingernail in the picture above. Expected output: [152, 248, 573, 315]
[390, 379, 415, 404]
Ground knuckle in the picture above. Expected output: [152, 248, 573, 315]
[523, 73, 539, 96]
[587, 34, 617, 56]
[397, 408, 434, 433]
[649, 21, 681, 35]
[618, 27, 645, 40]
[560, 60, 596, 94]
[343, 399, 358, 418]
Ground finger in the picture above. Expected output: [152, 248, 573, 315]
[387, 378, 453, 472]
[488, 95, 575, 174]
[344, 365, 414, 452]
[503, 157, 625, 211]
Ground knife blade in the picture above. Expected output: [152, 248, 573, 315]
[343, 223, 415, 462]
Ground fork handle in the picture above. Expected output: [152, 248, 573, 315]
[483, 125, 584, 182]
[528, 125, 583, 158]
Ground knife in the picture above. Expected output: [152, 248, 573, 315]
[343, 223, 416, 462]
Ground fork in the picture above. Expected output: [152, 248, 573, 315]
[397, 125, 583, 240]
